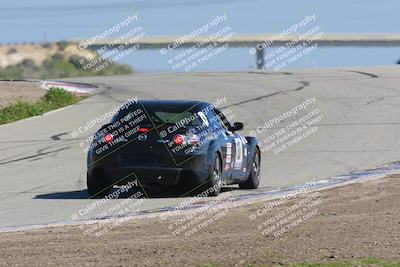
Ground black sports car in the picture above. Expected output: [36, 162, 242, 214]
[87, 100, 260, 197]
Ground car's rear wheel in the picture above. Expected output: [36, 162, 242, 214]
[239, 151, 260, 189]
[201, 153, 222, 196]
[87, 172, 110, 198]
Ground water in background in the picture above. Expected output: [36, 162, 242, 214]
[1, 0, 399, 72]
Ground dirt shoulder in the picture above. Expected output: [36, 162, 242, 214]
[1, 175, 399, 267]
[0, 81, 45, 108]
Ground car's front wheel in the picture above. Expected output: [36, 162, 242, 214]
[239, 151, 260, 189]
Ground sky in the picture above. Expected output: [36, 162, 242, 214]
[1, 0, 399, 71]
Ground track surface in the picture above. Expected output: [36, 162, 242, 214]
[0, 66, 399, 229]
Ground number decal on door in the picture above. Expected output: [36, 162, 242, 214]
[234, 137, 243, 169]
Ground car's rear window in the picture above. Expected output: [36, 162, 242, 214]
[111, 103, 205, 127]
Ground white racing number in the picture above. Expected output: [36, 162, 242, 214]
[198, 111, 209, 127]
[233, 136, 248, 171]
[234, 137, 243, 170]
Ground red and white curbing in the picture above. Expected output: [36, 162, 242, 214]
[41, 81, 97, 95]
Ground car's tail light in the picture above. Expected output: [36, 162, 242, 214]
[173, 134, 185, 145]
[173, 133, 199, 146]
[138, 127, 149, 133]
[104, 133, 113, 144]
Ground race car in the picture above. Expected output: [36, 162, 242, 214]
[87, 100, 261, 197]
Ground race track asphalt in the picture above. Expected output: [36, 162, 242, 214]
[0, 66, 399, 229]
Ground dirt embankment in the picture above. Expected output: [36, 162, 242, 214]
[0, 43, 94, 69]
[1, 175, 399, 267]
[0, 81, 45, 108]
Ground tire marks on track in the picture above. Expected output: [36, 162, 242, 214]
[222, 80, 310, 109]
[0, 147, 69, 165]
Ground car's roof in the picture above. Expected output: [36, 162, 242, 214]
[137, 99, 210, 109]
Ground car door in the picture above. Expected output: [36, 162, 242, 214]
[230, 131, 248, 179]
[212, 108, 248, 181]
[205, 108, 234, 183]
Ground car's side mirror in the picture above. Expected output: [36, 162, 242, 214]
[231, 122, 244, 132]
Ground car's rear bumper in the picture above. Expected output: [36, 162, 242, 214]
[103, 167, 182, 186]
[88, 150, 212, 188]
[97, 166, 209, 188]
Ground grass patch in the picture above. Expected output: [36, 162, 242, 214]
[0, 87, 83, 124]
